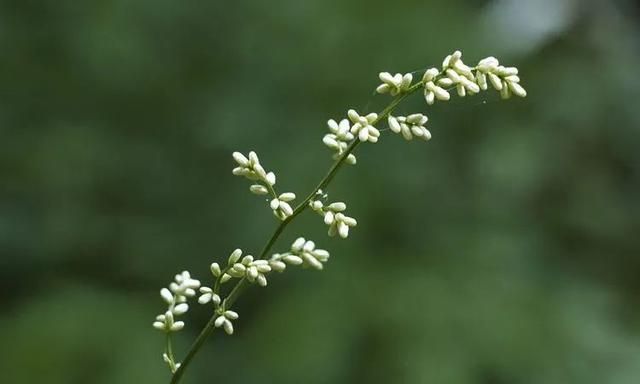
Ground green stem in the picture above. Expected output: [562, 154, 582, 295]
[169, 82, 423, 384]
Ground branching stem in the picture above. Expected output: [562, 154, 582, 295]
[169, 81, 422, 384]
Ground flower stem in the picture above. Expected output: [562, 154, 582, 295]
[168, 82, 422, 384]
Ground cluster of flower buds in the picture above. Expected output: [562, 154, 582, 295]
[375, 72, 413, 96]
[214, 308, 239, 335]
[475, 56, 526, 98]
[269, 192, 296, 220]
[163, 353, 181, 373]
[153, 271, 201, 333]
[323, 119, 357, 165]
[232, 151, 297, 220]
[422, 50, 526, 104]
[422, 68, 450, 105]
[271, 237, 330, 270]
[310, 199, 357, 238]
[208, 248, 270, 287]
[388, 114, 431, 141]
[439, 50, 481, 97]
[232, 151, 276, 186]
[348, 109, 380, 143]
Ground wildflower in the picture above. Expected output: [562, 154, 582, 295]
[310, 199, 357, 238]
[214, 310, 239, 335]
[270, 192, 296, 220]
[388, 114, 431, 141]
[232, 151, 276, 186]
[153, 310, 185, 332]
[288, 237, 330, 270]
[422, 68, 450, 105]
[348, 109, 380, 143]
[323, 119, 357, 165]
[153, 271, 201, 333]
[376, 72, 413, 96]
[198, 287, 221, 305]
[475, 56, 527, 98]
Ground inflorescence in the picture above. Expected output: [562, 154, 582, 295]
[154, 50, 526, 382]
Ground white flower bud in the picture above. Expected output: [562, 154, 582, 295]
[228, 249, 242, 265]
[456, 84, 466, 97]
[210, 262, 221, 277]
[214, 315, 226, 328]
[241, 255, 254, 265]
[171, 321, 185, 331]
[376, 83, 390, 94]
[424, 90, 435, 105]
[500, 82, 511, 99]
[249, 184, 268, 195]
[220, 273, 232, 283]
[303, 240, 315, 252]
[173, 303, 189, 315]
[270, 260, 286, 272]
[270, 198, 280, 210]
[160, 288, 174, 304]
[232, 152, 249, 166]
[279, 192, 296, 202]
[279, 201, 293, 216]
[487, 73, 503, 91]
[266, 172, 276, 186]
[422, 68, 439, 82]
[257, 274, 267, 287]
[302, 253, 323, 270]
[476, 72, 488, 90]
[248, 151, 259, 165]
[223, 319, 234, 335]
[292, 237, 305, 251]
[338, 221, 349, 238]
[507, 81, 527, 97]
[401, 73, 413, 89]
[224, 310, 239, 320]
[283, 255, 303, 265]
[328, 202, 346, 211]
[247, 266, 258, 279]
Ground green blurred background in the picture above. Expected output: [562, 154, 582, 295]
[2, 0, 640, 383]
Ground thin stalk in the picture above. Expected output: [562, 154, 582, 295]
[169, 81, 423, 384]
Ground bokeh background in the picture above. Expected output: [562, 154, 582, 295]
[2, 0, 640, 383]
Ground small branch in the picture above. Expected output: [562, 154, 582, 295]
[169, 83, 423, 384]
